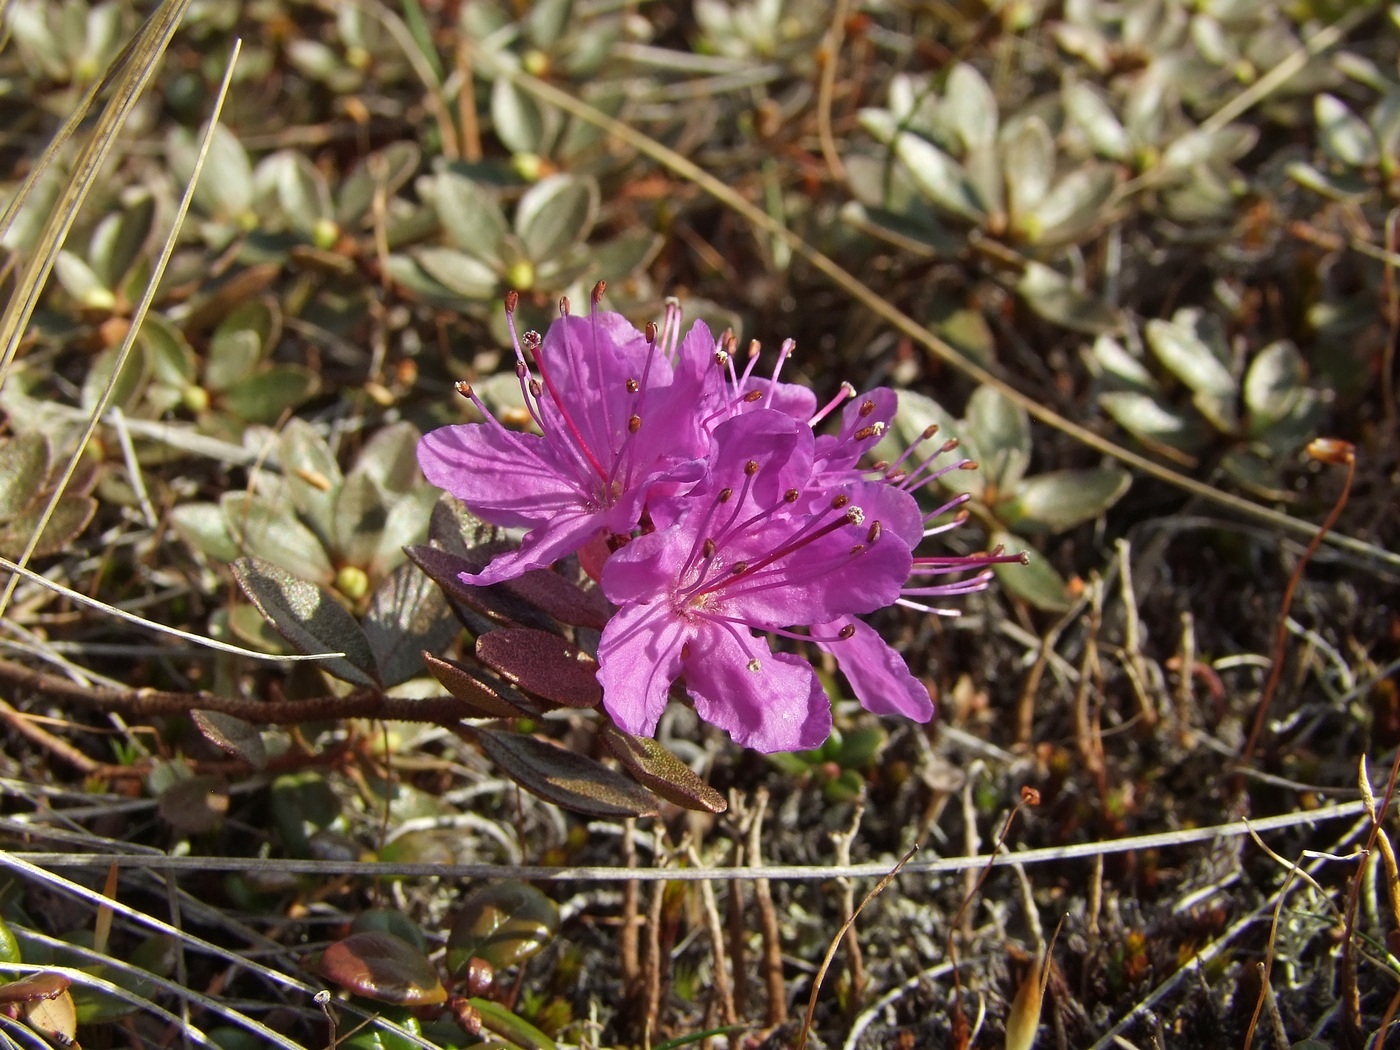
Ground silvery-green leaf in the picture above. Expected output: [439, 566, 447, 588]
[355, 422, 422, 494]
[54, 251, 115, 310]
[1373, 89, 1400, 175]
[1090, 334, 1156, 390]
[892, 389, 962, 451]
[221, 492, 335, 584]
[0, 433, 49, 519]
[336, 142, 421, 226]
[89, 193, 154, 291]
[168, 123, 252, 221]
[999, 468, 1131, 535]
[963, 142, 1005, 228]
[1285, 160, 1371, 202]
[369, 486, 437, 581]
[279, 419, 342, 542]
[1160, 125, 1258, 170]
[591, 230, 663, 283]
[430, 172, 508, 264]
[561, 22, 622, 79]
[891, 390, 983, 496]
[1243, 340, 1307, 435]
[81, 344, 149, 413]
[945, 63, 998, 151]
[1189, 13, 1235, 66]
[1017, 262, 1120, 334]
[265, 151, 334, 235]
[170, 502, 241, 563]
[1053, 23, 1112, 73]
[992, 531, 1071, 612]
[1020, 166, 1115, 245]
[333, 472, 391, 570]
[232, 557, 378, 687]
[1316, 93, 1379, 168]
[526, 0, 572, 48]
[385, 254, 467, 301]
[1002, 116, 1054, 218]
[412, 247, 500, 299]
[928, 303, 997, 367]
[1064, 82, 1129, 161]
[839, 201, 959, 258]
[860, 110, 985, 222]
[1099, 391, 1208, 456]
[204, 327, 261, 392]
[492, 77, 550, 156]
[1220, 446, 1287, 499]
[962, 386, 1030, 492]
[139, 314, 197, 388]
[515, 174, 600, 260]
[1145, 312, 1235, 402]
[0, 495, 97, 560]
[220, 367, 318, 425]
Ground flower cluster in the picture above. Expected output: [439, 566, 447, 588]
[418, 287, 1021, 753]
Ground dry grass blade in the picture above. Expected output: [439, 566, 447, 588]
[0, 554, 345, 662]
[489, 45, 1400, 572]
[0, 0, 193, 392]
[0, 33, 237, 624]
[9, 799, 1369, 881]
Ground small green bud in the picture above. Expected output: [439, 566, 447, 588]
[522, 49, 550, 77]
[182, 385, 211, 414]
[505, 259, 536, 293]
[512, 152, 545, 183]
[336, 565, 370, 601]
[312, 218, 340, 251]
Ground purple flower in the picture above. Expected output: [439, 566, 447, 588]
[417, 293, 725, 585]
[596, 409, 924, 752]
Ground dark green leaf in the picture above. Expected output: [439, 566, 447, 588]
[319, 932, 447, 1006]
[231, 556, 379, 686]
[432, 172, 509, 264]
[471, 999, 558, 1050]
[89, 192, 155, 292]
[446, 881, 560, 974]
[474, 728, 659, 817]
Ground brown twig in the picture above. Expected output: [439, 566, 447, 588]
[949, 786, 1041, 1047]
[747, 787, 787, 1027]
[0, 656, 476, 725]
[1239, 439, 1357, 773]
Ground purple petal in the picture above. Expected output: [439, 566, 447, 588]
[685, 626, 831, 752]
[418, 423, 582, 529]
[597, 601, 690, 737]
[813, 618, 933, 721]
[814, 387, 899, 472]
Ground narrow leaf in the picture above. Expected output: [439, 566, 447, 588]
[474, 728, 659, 818]
[600, 725, 727, 813]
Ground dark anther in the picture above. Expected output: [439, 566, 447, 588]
[628, 415, 641, 433]
[744, 460, 760, 476]
[838, 624, 856, 639]
[591, 280, 606, 306]
[859, 399, 876, 417]
[626, 378, 640, 393]
[504, 290, 519, 314]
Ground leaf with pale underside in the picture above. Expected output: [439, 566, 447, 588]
[191, 710, 268, 770]
[363, 562, 457, 687]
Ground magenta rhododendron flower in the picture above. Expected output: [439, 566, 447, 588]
[418, 289, 1023, 752]
[417, 292, 723, 584]
[597, 409, 923, 751]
